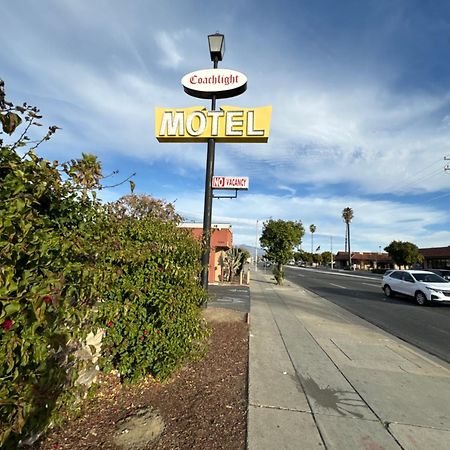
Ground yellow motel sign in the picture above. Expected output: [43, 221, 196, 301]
[155, 105, 272, 143]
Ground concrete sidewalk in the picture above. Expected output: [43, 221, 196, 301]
[247, 269, 450, 450]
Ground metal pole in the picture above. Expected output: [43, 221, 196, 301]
[330, 236, 334, 270]
[348, 224, 352, 269]
[255, 220, 258, 272]
[200, 56, 218, 291]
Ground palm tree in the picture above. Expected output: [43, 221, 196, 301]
[342, 207, 354, 268]
[309, 224, 317, 254]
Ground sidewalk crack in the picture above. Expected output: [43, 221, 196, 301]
[330, 338, 353, 361]
[249, 403, 312, 414]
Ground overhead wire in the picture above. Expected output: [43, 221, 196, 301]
[356, 158, 446, 214]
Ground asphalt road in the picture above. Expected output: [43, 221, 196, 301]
[283, 266, 450, 364]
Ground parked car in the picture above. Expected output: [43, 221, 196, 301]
[381, 270, 450, 306]
[428, 269, 450, 281]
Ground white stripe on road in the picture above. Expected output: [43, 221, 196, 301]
[362, 282, 381, 288]
[287, 265, 380, 281]
[330, 283, 348, 289]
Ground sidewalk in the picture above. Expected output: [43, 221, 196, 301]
[247, 269, 450, 449]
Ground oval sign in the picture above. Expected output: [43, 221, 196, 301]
[181, 68, 247, 99]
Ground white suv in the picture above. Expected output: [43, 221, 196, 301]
[382, 270, 450, 306]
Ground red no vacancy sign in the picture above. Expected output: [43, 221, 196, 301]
[212, 176, 249, 190]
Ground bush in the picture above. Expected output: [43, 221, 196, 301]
[0, 146, 111, 447]
[98, 212, 208, 382]
[0, 81, 208, 447]
[370, 268, 389, 275]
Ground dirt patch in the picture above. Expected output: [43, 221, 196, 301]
[33, 307, 248, 450]
[113, 407, 164, 449]
[202, 307, 247, 323]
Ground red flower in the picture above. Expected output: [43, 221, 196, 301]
[143, 330, 149, 335]
[139, 335, 145, 341]
[106, 321, 113, 328]
[156, 330, 161, 335]
[1, 319, 14, 331]
[43, 295, 53, 304]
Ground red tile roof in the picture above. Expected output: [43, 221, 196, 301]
[334, 252, 392, 261]
[419, 246, 450, 258]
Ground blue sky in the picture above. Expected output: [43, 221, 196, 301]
[2, 0, 450, 252]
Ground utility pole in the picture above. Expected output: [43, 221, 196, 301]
[344, 223, 347, 254]
[255, 220, 259, 272]
[445, 156, 450, 172]
[330, 236, 334, 270]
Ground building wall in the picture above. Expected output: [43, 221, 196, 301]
[333, 247, 450, 271]
[420, 246, 450, 270]
[334, 252, 392, 270]
[180, 224, 233, 283]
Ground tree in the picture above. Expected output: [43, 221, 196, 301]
[342, 207, 354, 268]
[304, 252, 314, 265]
[111, 194, 181, 223]
[260, 219, 305, 285]
[384, 240, 424, 268]
[224, 247, 250, 282]
[293, 250, 304, 264]
[309, 224, 316, 254]
[321, 251, 333, 266]
[312, 252, 322, 265]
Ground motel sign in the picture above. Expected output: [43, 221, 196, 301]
[155, 106, 271, 143]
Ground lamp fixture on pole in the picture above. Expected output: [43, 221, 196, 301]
[208, 33, 225, 62]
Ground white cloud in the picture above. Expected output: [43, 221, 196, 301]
[174, 190, 449, 251]
[2, 0, 449, 253]
[155, 31, 184, 69]
[4, 4, 449, 198]
[277, 185, 296, 195]
[231, 77, 450, 196]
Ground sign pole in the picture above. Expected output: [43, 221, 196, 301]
[200, 56, 218, 291]
[156, 32, 271, 293]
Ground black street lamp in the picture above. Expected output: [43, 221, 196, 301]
[200, 33, 225, 291]
[208, 33, 225, 63]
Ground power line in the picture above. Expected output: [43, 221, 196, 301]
[374, 157, 444, 196]
[428, 191, 450, 201]
[356, 167, 443, 214]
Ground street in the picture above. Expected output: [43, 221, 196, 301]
[282, 266, 450, 364]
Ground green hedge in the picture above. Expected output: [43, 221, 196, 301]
[370, 268, 389, 275]
[0, 85, 208, 447]
[98, 216, 207, 381]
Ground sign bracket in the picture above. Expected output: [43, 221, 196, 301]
[212, 189, 239, 199]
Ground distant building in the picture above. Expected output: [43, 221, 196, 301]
[419, 246, 450, 270]
[334, 251, 392, 270]
[179, 223, 232, 283]
[332, 246, 450, 271]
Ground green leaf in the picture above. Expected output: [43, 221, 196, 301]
[5, 302, 20, 316]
